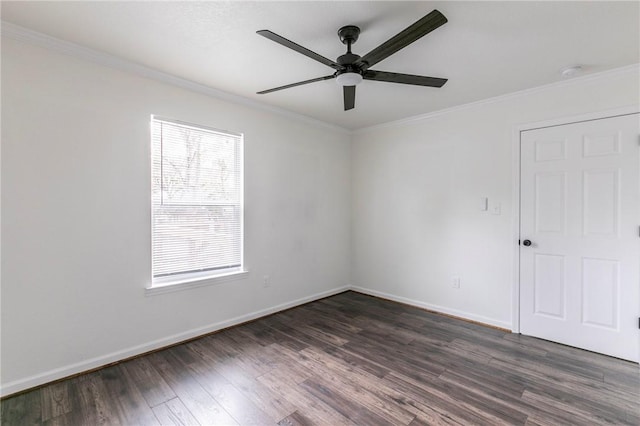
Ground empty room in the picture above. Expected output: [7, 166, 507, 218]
[1, 1, 639, 425]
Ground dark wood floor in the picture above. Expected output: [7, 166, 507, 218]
[2, 291, 639, 425]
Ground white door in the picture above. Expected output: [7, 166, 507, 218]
[520, 113, 639, 362]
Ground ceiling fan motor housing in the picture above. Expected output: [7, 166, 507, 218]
[337, 53, 362, 69]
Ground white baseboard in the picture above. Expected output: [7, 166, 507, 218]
[1, 284, 513, 397]
[350, 286, 512, 330]
[0, 285, 349, 397]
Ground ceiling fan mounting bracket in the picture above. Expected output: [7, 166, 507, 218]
[338, 25, 360, 46]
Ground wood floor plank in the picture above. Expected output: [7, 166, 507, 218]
[489, 357, 639, 424]
[524, 381, 639, 424]
[521, 389, 612, 425]
[288, 323, 349, 347]
[438, 366, 528, 402]
[314, 298, 364, 319]
[299, 377, 395, 426]
[264, 344, 410, 425]
[474, 339, 606, 382]
[151, 397, 200, 426]
[71, 374, 123, 425]
[489, 355, 639, 407]
[238, 322, 309, 352]
[407, 337, 494, 369]
[218, 329, 291, 375]
[41, 413, 73, 426]
[148, 349, 238, 425]
[321, 345, 390, 379]
[119, 356, 177, 408]
[186, 336, 303, 422]
[268, 323, 336, 351]
[424, 374, 529, 424]
[603, 367, 640, 394]
[446, 337, 547, 364]
[440, 366, 628, 426]
[179, 345, 275, 425]
[0, 389, 41, 425]
[408, 411, 465, 426]
[383, 372, 502, 426]
[277, 410, 313, 426]
[436, 362, 609, 425]
[99, 364, 159, 425]
[299, 346, 416, 420]
[196, 333, 272, 378]
[351, 315, 420, 345]
[342, 337, 446, 379]
[40, 381, 72, 422]
[503, 332, 638, 373]
[300, 306, 363, 334]
[258, 344, 313, 384]
[257, 369, 355, 426]
[273, 344, 416, 425]
[201, 350, 297, 422]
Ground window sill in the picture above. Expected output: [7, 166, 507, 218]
[145, 269, 249, 296]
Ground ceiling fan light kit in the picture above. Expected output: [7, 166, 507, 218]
[336, 72, 363, 86]
[257, 9, 449, 111]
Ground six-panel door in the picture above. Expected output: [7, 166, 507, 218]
[520, 113, 639, 362]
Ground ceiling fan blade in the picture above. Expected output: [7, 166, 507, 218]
[343, 85, 356, 111]
[358, 10, 447, 69]
[257, 30, 342, 70]
[257, 75, 335, 94]
[363, 70, 447, 87]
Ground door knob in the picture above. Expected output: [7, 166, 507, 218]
[522, 239, 532, 246]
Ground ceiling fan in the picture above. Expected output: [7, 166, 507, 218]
[256, 9, 448, 111]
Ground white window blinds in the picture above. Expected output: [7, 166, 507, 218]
[151, 117, 243, 280]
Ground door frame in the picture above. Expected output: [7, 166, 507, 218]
[510, 104, 640, 333]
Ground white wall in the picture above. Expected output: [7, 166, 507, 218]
[351, 66, 640, 328]
[2, 30, 639, 397]
[1, 38, 351, 394]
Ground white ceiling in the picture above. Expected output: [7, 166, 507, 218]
[2, 1, 639, 130]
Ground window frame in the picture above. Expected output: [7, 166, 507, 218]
[147, 115, 246, 293]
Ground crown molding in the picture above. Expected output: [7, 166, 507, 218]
[4, 20, 638, 137]
[354, 63, 640, 134]
[1, 21, 350, 135]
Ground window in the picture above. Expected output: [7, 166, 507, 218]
[151, 116, 243, 287]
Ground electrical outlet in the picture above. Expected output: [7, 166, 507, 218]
[492, 202, 502, 215]
[263, 275, 271, 288]
[452, 276, 460, 289]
